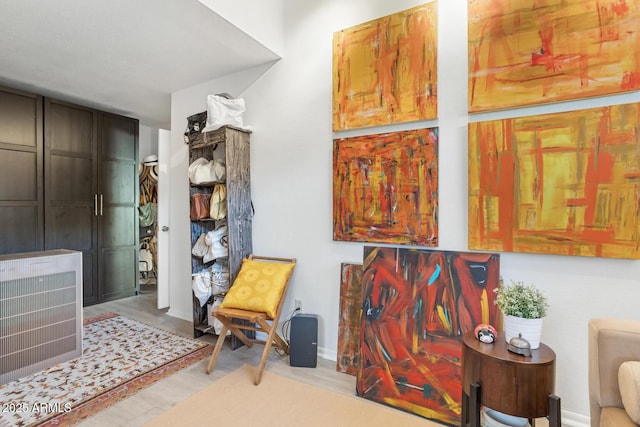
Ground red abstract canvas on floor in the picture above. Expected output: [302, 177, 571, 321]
[357, 247, 500, 425]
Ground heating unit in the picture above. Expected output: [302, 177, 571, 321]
[0, 249, 83, 384]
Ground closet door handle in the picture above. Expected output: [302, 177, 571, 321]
[99, 194, 104, 216]
[94, 194, 98, 216]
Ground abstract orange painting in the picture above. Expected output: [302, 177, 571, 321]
[334, 128, 438, 246]
[333, 2, 438, 131]
[469, 103, 640, 259]
[336, 263, 363, 376]
[468, 0, 640, 112]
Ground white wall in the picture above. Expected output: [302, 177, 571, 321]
[138, 124, 158, 161]
[168, 0, 640, 424]
[198, 0, 284, 57]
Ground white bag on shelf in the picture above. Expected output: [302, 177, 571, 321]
[189, 157, 226, 184]
[188, 157, 208, 183]
[202, 94, 251, 132]
[207, 295, 230, 336]
[191, 233, 208, 257]
[192, 271, 212, 307]
[210, 260, 229, 295]
[203, 226, 228, 263]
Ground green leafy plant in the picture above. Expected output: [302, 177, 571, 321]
[494, 280, 548, 319]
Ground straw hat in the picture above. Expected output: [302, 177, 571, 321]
[143, 154, 158, 165]
[149, 164, 159, 182]
[139, 163, 149, 181]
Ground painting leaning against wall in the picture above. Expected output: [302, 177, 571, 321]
[468, 0, 640, 112]
[332, 2, 438, 131]
[333, 128, 438, 246]
[357, 246, 500, 425]
[469, 102, 640, 259]
[336, 263, 363, 376]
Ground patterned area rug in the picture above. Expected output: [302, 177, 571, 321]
[0, 313, 211, 427]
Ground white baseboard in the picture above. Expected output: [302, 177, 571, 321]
[166, 307, 191, 322]
[561, 410, 589, 427]
[318, 346, 337, 362]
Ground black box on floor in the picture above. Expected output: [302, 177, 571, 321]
[289, 314, 318, 368]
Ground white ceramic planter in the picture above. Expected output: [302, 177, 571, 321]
[503, 315, 544, 349]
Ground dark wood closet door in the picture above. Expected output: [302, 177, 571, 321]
[44, 99, 98, 305]
[0, 87, 43, 255]
[97, 112, 139, 302]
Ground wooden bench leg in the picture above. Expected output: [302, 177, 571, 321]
[254, 318, 276, 385]
[207, 324, 229, 374]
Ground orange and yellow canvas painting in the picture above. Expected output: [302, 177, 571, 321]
[333, 2, 437, 131]
[469, 103, 640, 259]
[468, 0, 640, 112]
[336, 263, 363, 376]
[334, 128, 439, 246]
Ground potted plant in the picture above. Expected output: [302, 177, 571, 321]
[494, 280, 549, 349]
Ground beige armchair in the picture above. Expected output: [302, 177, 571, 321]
[589, 318, 640, 427]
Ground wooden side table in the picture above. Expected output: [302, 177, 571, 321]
[461, 332, 561, 427]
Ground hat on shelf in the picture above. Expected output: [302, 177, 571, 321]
[143, 154, 158, 165]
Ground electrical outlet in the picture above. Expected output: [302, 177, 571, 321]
[294, 299, 303, 310]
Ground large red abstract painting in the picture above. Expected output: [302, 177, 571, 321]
[469, 103, 640, 259]
[333, 128, 439, 246]
[468, 0, 640, 112]
[333, 2, 438, 130]
[357, 246, 500, 425]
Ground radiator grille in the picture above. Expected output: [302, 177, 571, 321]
[0, 250, 82, 384]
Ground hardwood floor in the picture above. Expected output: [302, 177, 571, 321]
[78, 289, 357, 426]
[80, 288, 551, 427]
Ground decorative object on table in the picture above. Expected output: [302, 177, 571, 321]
[469, 103, 640, 260]
[333, 2, 437, 130]
[508, 333, 532, 357]
[357, 246, 500, 425]
[474, 324, 497, 343]
[333, 128, 439, 246]
[494, 280, 548, 349]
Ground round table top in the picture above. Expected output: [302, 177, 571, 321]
[462, 331, 556, 365]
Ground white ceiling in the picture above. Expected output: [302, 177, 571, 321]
[0, 0, 280, 128]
